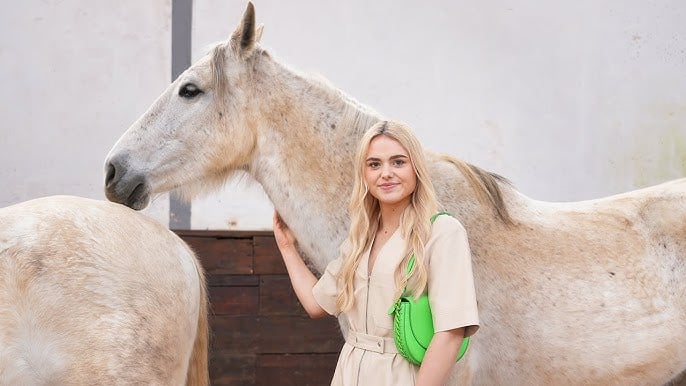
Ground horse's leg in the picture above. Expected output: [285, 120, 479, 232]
[185, 255, 209, 386]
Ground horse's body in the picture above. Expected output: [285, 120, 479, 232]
[104, 4, 686, 385]
[0, 196, 209, 385]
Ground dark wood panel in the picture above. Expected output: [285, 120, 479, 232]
[256, 353, 338, 386]
[184, 236, 254, 275]
[176, 230, 273, 238]
[259, 275, 304, 316]
[209, 351, 255, 386]
[209, 286, 259, 316]
[209, 315, 258, 354]
[208, 274, 259, 287]
[253, 236, 286, 274]
[211, 315, 344, 354]
[178, 232, 342, 385]
[255, 315, 344, 353]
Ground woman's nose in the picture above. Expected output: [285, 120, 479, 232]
[381, 164, 393, 178]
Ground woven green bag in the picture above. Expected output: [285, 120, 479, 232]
[387, 212, 470, 365]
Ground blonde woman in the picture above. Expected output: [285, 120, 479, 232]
[273, 120, 479, 385]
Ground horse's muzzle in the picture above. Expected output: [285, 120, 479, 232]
[104, 153, 151, 210]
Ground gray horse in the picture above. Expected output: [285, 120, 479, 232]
[105, 3, 686, 385]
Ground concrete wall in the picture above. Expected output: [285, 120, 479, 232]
[0, 0, 172, 221]
[2, 0, 685, 230]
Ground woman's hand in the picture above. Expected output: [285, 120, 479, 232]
[272, 210, 327, 319]
[273, 211, 296, 251]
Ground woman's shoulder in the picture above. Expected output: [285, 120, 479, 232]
[430, 212, 467, 237]
[426, 214, 471, 263]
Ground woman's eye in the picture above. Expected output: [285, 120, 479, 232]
[368, 162, 380, 169]
[179, 83, 203, 98]
[393, 159, 406, 166]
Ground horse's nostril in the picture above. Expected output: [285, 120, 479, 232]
[105, 162, 116, 187]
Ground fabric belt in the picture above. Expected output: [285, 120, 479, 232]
[346, 330, 398, 354]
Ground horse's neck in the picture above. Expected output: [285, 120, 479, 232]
[248, 60, 381, 271]
[245, 57, 523, 270]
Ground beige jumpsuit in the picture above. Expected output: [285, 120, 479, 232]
[312, 215, 480, 386]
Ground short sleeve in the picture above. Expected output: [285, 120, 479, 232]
[426, 215, 480, 337]
[312, 239, 351, 316]
[311, 255, 343, 316]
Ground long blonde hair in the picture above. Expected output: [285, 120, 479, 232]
[336, 121, 439, 312]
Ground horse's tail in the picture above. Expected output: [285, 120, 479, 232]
[439, 153, 514, 225]
[186, 255, 210, 386]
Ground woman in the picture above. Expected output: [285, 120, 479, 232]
[273, 120, 479, 385]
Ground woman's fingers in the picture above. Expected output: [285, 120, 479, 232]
[273, 211, 295, 248]
[273, 211, 285, 229]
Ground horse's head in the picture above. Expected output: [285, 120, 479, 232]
[104, 3, 264, 209]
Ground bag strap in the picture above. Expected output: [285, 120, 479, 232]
[405, 211, 451, 274]
[388, 211, 453, 315]
[396, 211, 471, 362]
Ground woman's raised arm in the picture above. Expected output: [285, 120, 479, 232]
[273, 211, 327, 319]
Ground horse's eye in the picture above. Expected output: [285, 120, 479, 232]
[179, 83, 203, 98]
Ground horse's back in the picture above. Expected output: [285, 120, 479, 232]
[564, 177, 686, 254]
[0, 196, 202, 385]
[539, 178, 686, 385]
[437, 173, 686, 385]
[616, 178, 686, 242]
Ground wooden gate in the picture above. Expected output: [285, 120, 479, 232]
[177, 230, 344, 385]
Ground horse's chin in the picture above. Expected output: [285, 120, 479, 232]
[128, 196, 150, 211]
[126, 183, 152, 210]
[105, 181, 151, 211]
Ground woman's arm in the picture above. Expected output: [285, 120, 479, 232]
[417, 216, 479, 384]
[273, 211, 327, 319]
[415, 327, 465, 386]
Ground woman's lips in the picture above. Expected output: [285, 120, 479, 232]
[379, 183, 398, 191]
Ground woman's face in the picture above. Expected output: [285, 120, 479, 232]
[364, 135, 417, 211]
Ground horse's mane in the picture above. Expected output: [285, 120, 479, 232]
[209, 42, 512, 225]
[307, 72, 383, 136]
[439, 154, 513, 225]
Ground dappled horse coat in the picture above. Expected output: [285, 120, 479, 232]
[0, 196, 209, 385]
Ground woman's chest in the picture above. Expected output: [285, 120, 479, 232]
[349, 236, 407, 333]
[361, 230, 407, 280]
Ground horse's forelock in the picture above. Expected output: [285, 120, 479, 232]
[210, 44, 228, 104]
[210, 41, 268, 110]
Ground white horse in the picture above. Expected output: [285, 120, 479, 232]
[104, 3, 686, 385]
[0, 195, 209, 386]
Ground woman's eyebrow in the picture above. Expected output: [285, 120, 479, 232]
[366, 154, 409, 162]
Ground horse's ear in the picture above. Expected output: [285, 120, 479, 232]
[255, 23, 264, 43]
[230, 2, 258, 57]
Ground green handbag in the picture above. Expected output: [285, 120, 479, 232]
[387, 212, 470, 366]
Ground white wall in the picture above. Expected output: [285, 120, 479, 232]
[2, 0, 684, 230]
[0, 0, 171, 221]
[189, 0, 686, 229]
